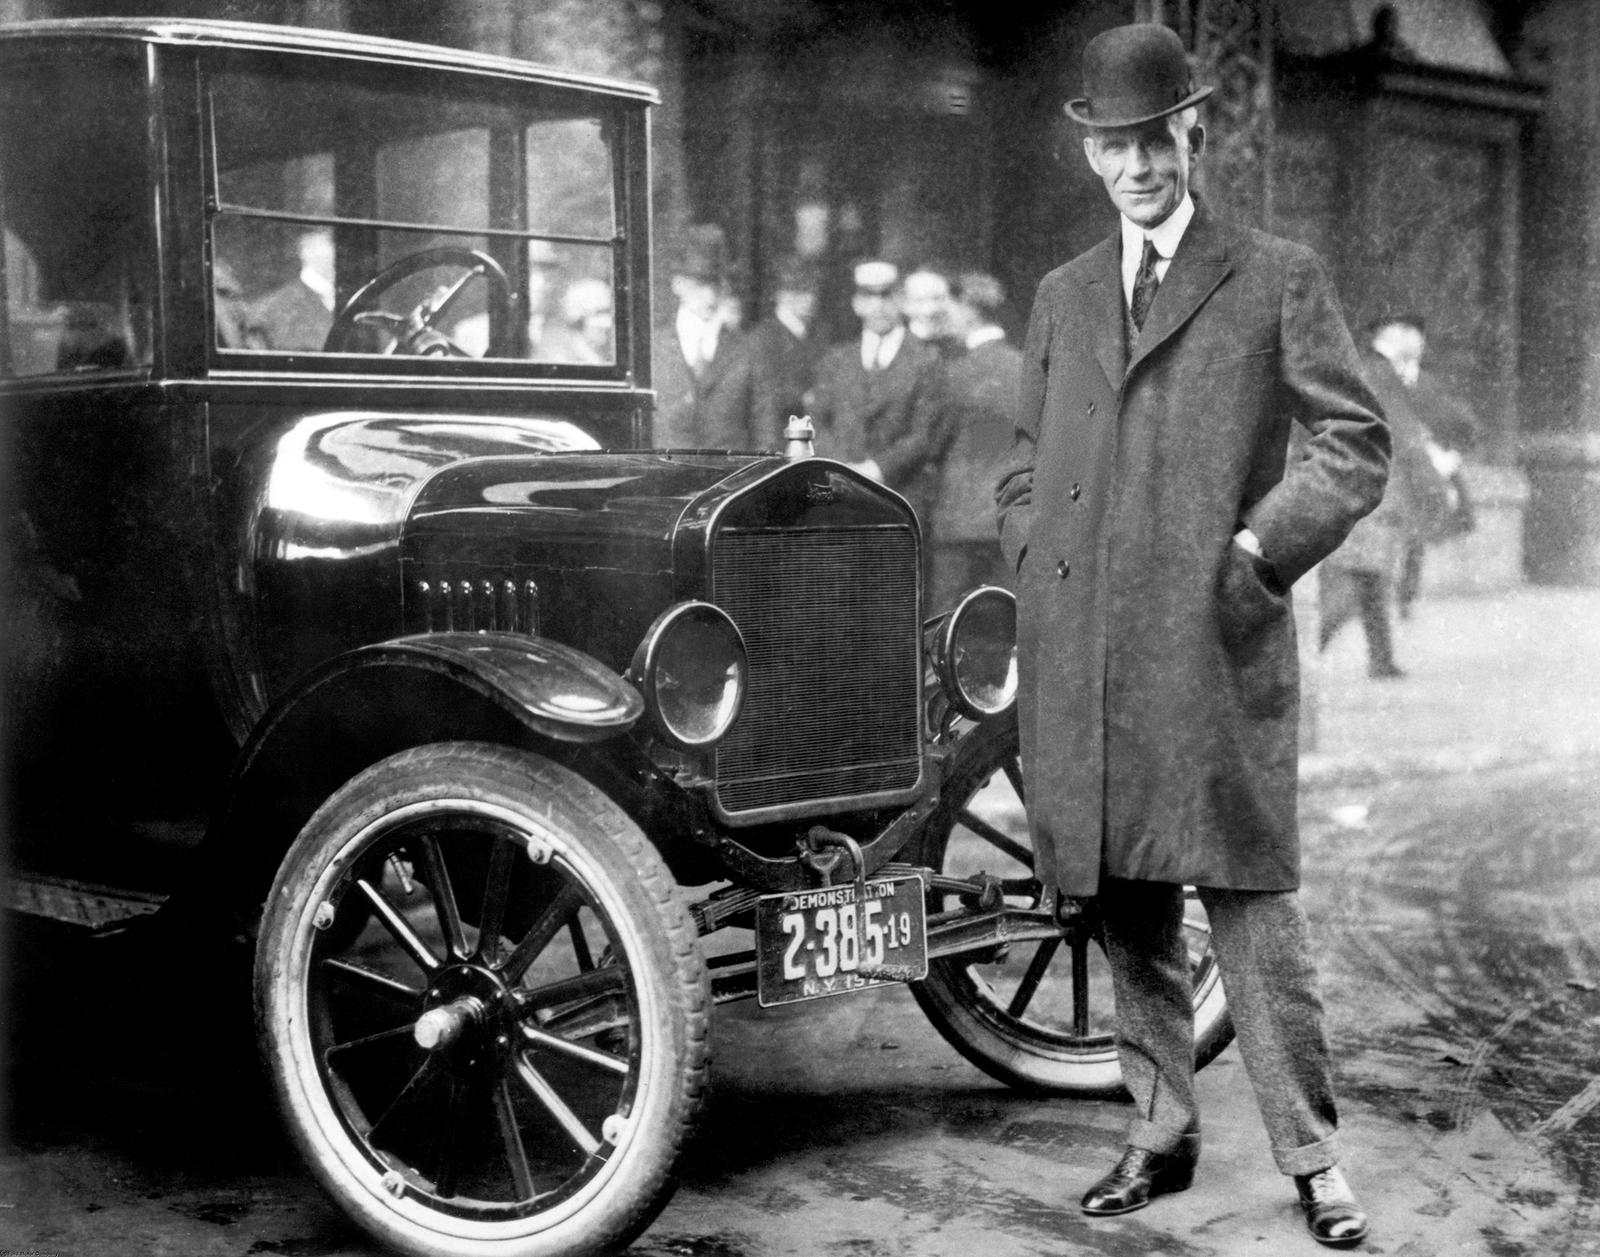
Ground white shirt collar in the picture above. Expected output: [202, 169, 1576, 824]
[1120, 193, 1195, 307]
[300, 266, 336, 312]
[965, 325, 1005, 351]
[677, 306, 722, 367]
[776, 307, 808, 340]
[861, 323, 905, 370]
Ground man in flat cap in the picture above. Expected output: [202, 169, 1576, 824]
[996, 22, 1389, 1247]
[808, 258, 947, 544]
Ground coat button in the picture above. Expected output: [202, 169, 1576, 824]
[1057, 559, 1071, 578]
[1070, 483, 1081, 500]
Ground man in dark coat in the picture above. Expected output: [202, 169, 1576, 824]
[808, 259, 947, 532]
[930, 270, 1021, 611]
[1319, 332, 1453, 676]
[245, 227, 336, 352]
[744, 255, 823, 445]
[995, 24, 1390, 1247]
[652, 223, 759, 450]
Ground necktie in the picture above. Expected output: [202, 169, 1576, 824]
[1131, 238, 1161, 332]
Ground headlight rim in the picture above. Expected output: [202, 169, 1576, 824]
[936, 584, 1019, 722]
[627, 600, 748, 750]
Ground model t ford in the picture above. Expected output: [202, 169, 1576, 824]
[1, 18, 1230, 1257]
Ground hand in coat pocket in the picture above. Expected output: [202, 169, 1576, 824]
[1216, 539, 1288, 653]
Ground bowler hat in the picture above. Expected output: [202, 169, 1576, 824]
[1065, 23, 1213, 129]
[674, 223, 730, 285]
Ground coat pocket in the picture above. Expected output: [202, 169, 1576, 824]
[1203, 347, 1275, 376]
[1215, 542, 1293, 715]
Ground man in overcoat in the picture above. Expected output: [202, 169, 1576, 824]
[1319, 327, 1452, 676]
[930, 271, 1022, 610]
[745, 254, 823, 444]
[653, 223, 760, 450]
[808, 259, 947, 532]
[995, 24, 1390, 1247]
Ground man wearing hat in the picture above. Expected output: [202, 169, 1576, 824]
[995, 23, 1390, 1247]
[653, 223, 759, 450]
[808, 258, 947, 537]
[744, 254, 824, 441]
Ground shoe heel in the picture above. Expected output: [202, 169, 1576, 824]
[1153, 1161, 1195, 1193]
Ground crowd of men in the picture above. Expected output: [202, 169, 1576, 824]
[653, 222, 1021, 612]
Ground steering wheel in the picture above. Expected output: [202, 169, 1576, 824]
[323, 247, 514, 357]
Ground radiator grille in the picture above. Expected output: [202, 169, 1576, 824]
[711, 526, 922, 817]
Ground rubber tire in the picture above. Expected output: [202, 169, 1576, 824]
[910, 714, 1234, 1097]
[254, 742, 709, 1257]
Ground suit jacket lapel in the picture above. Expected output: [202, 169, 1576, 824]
[1084, 235, 1125, 390]
[1127, 207, 1231, 376]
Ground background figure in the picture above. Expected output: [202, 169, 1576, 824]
[745, 254, 822, 443]
[212, 259, 251, 350]
[902, 262, 957, 356]
[807, 258, 947, 544]
[652, 222, 758, 449]
[929, 270, 1021, 612]
[1320, 328, 1453, 677]
[450, 238, 560, 358]
[245, 226, 335, 351]
[1369, 313, 1481, 619]
[541, 276, 614, 364]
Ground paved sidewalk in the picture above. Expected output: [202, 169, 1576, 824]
[1300, 582, 1600, 786]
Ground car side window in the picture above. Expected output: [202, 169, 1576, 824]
[0, 46, 155, 378]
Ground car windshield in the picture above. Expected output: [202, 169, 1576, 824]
[0, 43, 156, 378]
[208, 50, 621, 369]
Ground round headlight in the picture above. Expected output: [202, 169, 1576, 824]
[937, 586, 1018, 720]
[628, 602, 748, 749]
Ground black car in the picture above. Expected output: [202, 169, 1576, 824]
[0, 18, 1229, 1257]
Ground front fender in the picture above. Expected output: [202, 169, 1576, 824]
[349, 632, 644, 743]
[188, 632, 643, 920]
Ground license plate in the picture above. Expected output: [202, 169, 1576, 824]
[754, 875, 928, 1007]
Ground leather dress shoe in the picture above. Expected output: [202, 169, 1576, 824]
[1295, 1166, 1369, 1246]
[1080, 1135, 1200, 1216]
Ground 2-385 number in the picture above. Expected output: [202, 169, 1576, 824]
[780, 899, 916, 979]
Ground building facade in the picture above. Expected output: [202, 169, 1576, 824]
[4, 0, 1595, 583]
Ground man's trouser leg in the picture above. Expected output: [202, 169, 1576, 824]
[1355, 570, 1399, 672]
[1100, 880, 1342, 1175]
[1198, 887, 1342, 1176]
[1098, 878, 1201, 1152]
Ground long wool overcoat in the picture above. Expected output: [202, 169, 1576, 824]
[995, 206, 1391, 895]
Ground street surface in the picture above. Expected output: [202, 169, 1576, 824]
[2, 586, 1598, 1256]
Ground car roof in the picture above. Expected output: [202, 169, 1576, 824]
[0, 16, 658, 103]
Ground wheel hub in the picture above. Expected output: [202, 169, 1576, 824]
[416, 963, 514, 1055]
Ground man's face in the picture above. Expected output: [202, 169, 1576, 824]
[902, 271, 951, 339]
[1083, 117, 1201, 230]
[672, 274, 721, 321]
[852, 288, 901, 337]
[945, 297, 978, 341]
[775, 287, 817, 325]
[1372, 323, 1424, 386]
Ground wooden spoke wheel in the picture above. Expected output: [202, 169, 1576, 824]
[255, 743, 708, 1257]
[911, 715, 1233, 1097]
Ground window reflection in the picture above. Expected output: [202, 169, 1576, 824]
[207, 53, 621, 368]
